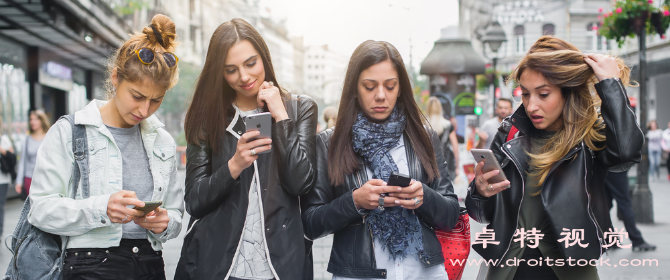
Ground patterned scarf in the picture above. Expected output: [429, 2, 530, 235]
[351, 108, 424, 261]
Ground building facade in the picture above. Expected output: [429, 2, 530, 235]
[303, 44, 347, 107]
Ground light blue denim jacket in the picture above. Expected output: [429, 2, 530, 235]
[27, 100, 184, 251]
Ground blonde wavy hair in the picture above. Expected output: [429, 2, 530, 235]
[104, 14, 179, 98]
[510, 36, 634, 191]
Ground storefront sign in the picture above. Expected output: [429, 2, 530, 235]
[39, 61, 73, 91]
[494, 1, 545, 24]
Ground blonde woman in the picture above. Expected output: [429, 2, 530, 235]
[15, 110, 50, 197]
[426, 96, 459, 180]
[466, 36, 643, 279]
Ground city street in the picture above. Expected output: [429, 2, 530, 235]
[0, 167, 668, 279]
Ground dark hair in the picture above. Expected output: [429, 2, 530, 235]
[105, 14, 179, 97]
[497, 98, 513, 108]
[328, 40, 439, 185]
[184, 18, 287, 152]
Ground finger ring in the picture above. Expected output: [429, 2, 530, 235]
[250, 149, 256, 156]
[145, 218, 147, 223]
[479, 177, 483, 183]
[378, 195, 385, 211]
[122, 214, 128, 222]
[261, 92, 266, 95]
[269, 81, 274, 86]
[488, 184, 494, 191]
[151, 227, 154, 232]
[413, 197, 421, 206]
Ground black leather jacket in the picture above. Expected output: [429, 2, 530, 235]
[466, 78, 643, 263]
[302, 128, 460, 279]
[175, 95, 317, 280]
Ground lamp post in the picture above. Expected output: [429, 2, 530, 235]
[481, 21, 507, 113]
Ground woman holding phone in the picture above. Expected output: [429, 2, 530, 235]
[175, 18, 317, 280]
[466, 36, 643, 279]
[27, 14, 183, 279]
[301, 40, 460, 279]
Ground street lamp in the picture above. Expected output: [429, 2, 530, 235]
[481, 21, 507, 111]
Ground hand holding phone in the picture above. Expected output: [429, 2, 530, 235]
[132, 201, 163, 216]
[471, 149, 508, 184]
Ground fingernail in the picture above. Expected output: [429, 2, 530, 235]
[267, 139, 272, 143]
[395, 200, 400, 204]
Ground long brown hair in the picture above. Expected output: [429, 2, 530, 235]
[105, 14, 179, 97]
[184, 18, 287, 152]
[510, 36, 633, 189]
[328, 40, 439, 186]
[29, 109, 51, 134]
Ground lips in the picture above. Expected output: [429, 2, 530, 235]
[530, 115, 543, 123]
[240, 80, 256, 90]
[373, 107, 387, 112]
[131, 114, 144, 122]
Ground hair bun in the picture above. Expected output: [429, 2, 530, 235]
[142, 14, 177, 51]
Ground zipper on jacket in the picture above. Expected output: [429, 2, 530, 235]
[581, 142, 605, 257]
[499, 145, 525, 265]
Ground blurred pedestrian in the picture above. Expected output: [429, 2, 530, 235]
[322, 105, 337, 132]
[426, 96, 459, 180]
[467, 36, 643, 279]
[175, 18, 317, 280]
[15, 109, 50, 199]
[27, 14, 183, 280]
[475, 98, 513, 149]
[302, 40, 459, 280]
[646, 120, 662, 181]
[0, 116, 15, 236]
[661, 121, 670, 180]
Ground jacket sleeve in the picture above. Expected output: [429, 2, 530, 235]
[301, 131, 364, 240]
[150, 141, 184, 243]
[28, 120, 113, 236]
[273, 97, 318, 196]
[183, 140, 241, 219]
[414, 130, 460, 231]
[595, 78, 644, 172]
[465, 122, 508, 224]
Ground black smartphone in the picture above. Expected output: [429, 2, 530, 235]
[133, 201, 163, 216]
[387, 172, 412, 187]
[245, 112, 272, 154]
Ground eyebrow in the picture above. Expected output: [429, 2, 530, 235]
[362, 78, 398, 82]
[519, 84, 550, 90]
[130, 88, 163, 99]
[224, 55, 258, 68]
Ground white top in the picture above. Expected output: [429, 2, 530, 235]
[480, 117, 501, 149]
[334, 137, 449, 280]
[647, 129, 663, 152]
[0, 135, 14, 184]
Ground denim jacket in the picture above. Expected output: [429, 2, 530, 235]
[28, 100, 184, 251]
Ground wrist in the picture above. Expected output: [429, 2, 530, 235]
[228, 159, 241, 179]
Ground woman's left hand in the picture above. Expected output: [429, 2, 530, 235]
[257, 81, 289, 122]
[134, 207, 170, 235]
[387, 180, 424, 209]
[584, 53, 621, 82]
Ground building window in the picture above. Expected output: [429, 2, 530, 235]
[514, 25, 525, 54]
[587, 22, 609, 51]
[542, 24, 555, 36]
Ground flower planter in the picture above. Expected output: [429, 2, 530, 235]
[630, 11, 649, 34]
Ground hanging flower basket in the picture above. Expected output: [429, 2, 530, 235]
[599, 0, 670, 47]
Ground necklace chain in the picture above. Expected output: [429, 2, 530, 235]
[234, 102, 258, 111]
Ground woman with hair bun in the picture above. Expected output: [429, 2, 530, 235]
[27, 14, 183, 280]
[466, 36, 644, 279]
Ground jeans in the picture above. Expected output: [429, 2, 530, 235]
[0, 183, 8, 235]
[604, 171, 645, 246]
[648, 150, 661, 179]
[63, 239, 165, 280]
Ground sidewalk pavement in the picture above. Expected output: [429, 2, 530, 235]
[0, 167, 668, 279]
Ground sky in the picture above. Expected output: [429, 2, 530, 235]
[258, 0, 461, 71]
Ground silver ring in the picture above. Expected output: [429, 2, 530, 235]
[250, 149, 256, 156]
[122, 214, 128, 222]
[269, 81, 274, 86]
[145, 218, 147, 223]
[378, 195, 385, 211]
[413, 197, 421, 206]
[488, 184, 494, 191]
[261, 92, 266, 95]
[151, 227, 154, 232]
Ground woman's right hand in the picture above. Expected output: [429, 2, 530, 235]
[352, 179, 404, 210]
[474, 160, 510, 198]
[107, 190, 146, 224]
[228, 130, 273, 179]
[15, 184, 22, 194]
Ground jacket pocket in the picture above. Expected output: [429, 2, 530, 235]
[88, 139, 107, 193]
[153, 147, 175, 192]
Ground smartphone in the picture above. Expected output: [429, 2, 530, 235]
[387, 172, 412, 187]
[245, 112, 272, 154]
[470, 149, 509, 185]
[133, 201, 163, 216]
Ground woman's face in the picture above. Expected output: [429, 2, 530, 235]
[223, 40, 266, 99]
[519, 69, 565, 131]
[111, 73, 166, 128]
[356, 60, 399, 123]
[29, 113, 42, 132]
[650, 121, 658, 130]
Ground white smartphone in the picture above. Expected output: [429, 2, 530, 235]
[470, 149, 509, 185]
[245, 112, 272, 154]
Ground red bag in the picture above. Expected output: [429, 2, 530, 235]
[435, 208, 471, 280]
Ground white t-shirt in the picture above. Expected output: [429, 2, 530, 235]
[480, 117, 502, 149]
[0, 135, 14, 185]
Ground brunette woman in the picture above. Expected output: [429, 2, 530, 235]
[15, 109, 50, 198]
[302, 40, 460, 279]
[175, 18, 317, 280]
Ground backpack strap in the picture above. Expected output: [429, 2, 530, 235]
[506, 125, 519, 142]
[58, 114, 90, 199]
